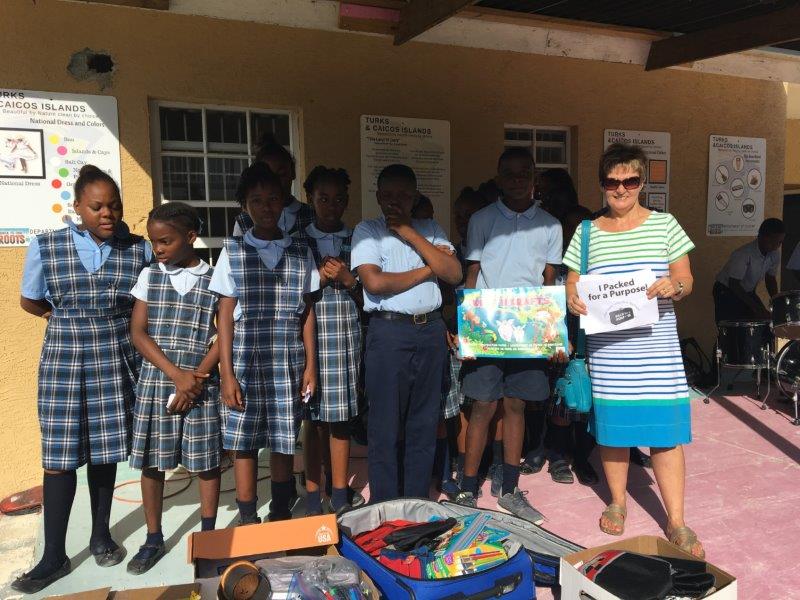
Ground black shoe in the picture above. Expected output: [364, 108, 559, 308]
[306, 503, 324, 516]
[267, 506, 293, 522]
[520, 451, 546, 475]
[335, 502, 356, 517]
[488, 464, 504, 498]
[11, 558, 71, 594]
[93, 544, 126, 567]
[453, 491, 477, 508]
[573, 461, 600, 486]
[439, 479, 461, 501]
[126, 543, 166, 575]
[348, 487, 366, 508]
[548, 459, 575, 484]
[630, 448, 652, 469]
[236, 513, 262, 526]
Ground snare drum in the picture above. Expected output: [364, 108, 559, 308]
[717, 320, 772, 369]
[771, 291, 800, 339]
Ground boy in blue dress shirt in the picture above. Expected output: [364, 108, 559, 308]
[351, 164, 462, 503]
[457, 148, 563, 523]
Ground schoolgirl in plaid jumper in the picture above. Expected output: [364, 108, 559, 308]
[300, 166, 365, 516]
[126, 202, 221, 575]
[15, 166, 151, 594]
[231, 133, 314, 238]
[211, 162, 319, 525]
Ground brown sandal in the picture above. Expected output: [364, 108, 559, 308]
[667, 525, 706, 560]
[599, 504, 626, 536]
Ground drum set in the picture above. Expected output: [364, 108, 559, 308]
[705, 290, 800, 426]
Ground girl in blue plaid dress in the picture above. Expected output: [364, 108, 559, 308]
[126, 203, 221, 575]
[232, 133, 314, 238]
[301, 167, 364, 515]
[15, 166, 151, 594]
[211, 162, 319, 525]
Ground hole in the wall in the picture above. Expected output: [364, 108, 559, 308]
[67, 48, 115, 89]
[86, 53, 114, 74]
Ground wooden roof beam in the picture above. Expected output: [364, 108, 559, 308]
[646, 4, 800, 70]
[394, 0, 476, 46]
[73, 0, 170, 9]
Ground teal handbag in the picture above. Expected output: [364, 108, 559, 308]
[554, 220, 593, 413]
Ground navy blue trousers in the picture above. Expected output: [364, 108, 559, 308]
[365, 317, 447, 502]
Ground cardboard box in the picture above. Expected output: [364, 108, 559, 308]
[559, 535, 736, 600]
[188, 514, 379, 599]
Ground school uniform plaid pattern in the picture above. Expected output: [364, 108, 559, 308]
[129, 266, 221, 472]
[235, 212, 254, 235]
[37, 228, 148, 470]
[235, 204, 314, 238]
[290, 204, 315, 238]
[223, 237, 310, 454]
[442, 350, 463, 419]
[307, 236, 361, 423]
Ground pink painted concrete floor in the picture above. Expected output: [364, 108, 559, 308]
[5, 388, 797, 599]
[427, 389, 800, 600]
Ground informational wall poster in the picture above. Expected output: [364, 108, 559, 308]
[0, 89, 120, 246]
[604, 129, 670, 212]
[360, 115, 450, 232]
[706, 135, 765, 237]
[576, 270, 659, 335]
[457, 287, 568, 359]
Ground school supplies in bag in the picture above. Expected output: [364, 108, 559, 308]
[339, 498, 581, 600]
[554, 219, 593, 413]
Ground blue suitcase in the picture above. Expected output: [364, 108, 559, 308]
[338, 499, 581, 599]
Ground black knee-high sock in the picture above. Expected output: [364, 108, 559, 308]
[27, 471, 77, 579]
[573, 421, 596, 464]
[524, 409, 546, 455]
[546, 423, 571, 462]
[87, 463, 118, 553]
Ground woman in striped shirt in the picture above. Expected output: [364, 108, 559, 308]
[564, 143, 703, 559]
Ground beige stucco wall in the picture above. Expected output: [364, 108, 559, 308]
[785, 119, 800, 187]
[0, 0, 787, 497]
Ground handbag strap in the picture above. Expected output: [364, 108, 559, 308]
[576, 220, 591, 358]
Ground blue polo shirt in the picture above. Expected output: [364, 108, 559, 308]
[21, 221, 153, 301]
[466, 200, 562, 289]
[351, 216, 453, 314]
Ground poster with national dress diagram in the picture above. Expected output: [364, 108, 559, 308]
[0, 89, 120, 246]
[706, 135, 765, 237]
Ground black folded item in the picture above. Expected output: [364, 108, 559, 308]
[659, 555, 716, 598]
[581, 551, 717, 600]
[581, 550, 673, 600]
[384, 517, 458, 552]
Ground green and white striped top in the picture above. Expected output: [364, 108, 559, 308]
[563, 212, 694, 275]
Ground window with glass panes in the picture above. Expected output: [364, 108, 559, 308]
[504, 126, 570, 175]
[152, 103, 296, 264]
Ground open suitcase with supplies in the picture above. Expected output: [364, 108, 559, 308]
[337, 498, 582, 599]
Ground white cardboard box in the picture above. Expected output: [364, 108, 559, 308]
[559, 535, 737, 599]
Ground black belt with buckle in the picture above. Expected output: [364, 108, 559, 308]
[372, 310, 442, 325]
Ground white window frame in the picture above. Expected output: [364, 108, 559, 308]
[503, 124, 571, 173]
[149, 100, 300, 251]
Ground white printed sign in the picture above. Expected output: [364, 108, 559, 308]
[706, 135, 765, 237]
[0, 89, 120, 246]
[576, 270, 659, 335]
[604, 129, 670, 212]
[360, 115, 450, 232]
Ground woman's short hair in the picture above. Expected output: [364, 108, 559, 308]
[599, 143, 647, 182]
